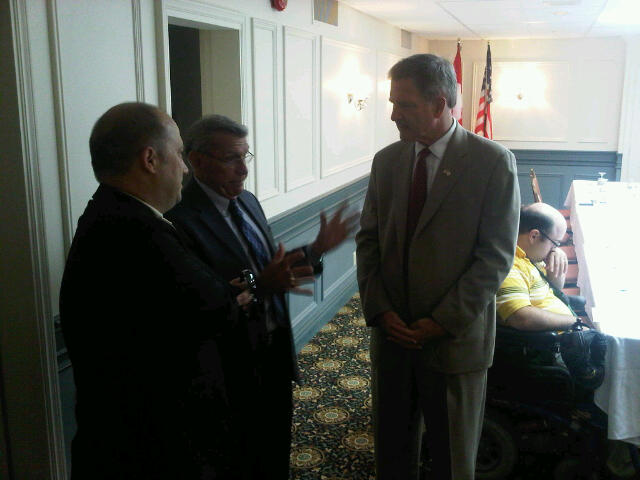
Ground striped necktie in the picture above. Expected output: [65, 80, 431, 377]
[228, 199, 287, 325]
[228, 199, 271, 270]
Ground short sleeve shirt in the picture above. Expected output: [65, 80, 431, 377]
[496, 246, 573, 321]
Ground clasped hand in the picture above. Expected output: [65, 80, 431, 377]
[379, 311, 446, 350]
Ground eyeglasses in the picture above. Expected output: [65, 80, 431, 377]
[539, 230, 562, 248]
[198, 151, 254, 166]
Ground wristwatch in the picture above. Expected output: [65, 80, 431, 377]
[306, 246, 324, 267]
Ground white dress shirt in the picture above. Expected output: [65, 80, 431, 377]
[414, 118, 457, 192]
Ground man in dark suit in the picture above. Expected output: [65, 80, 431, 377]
[356, 54, 520, 479]
[60, 103, 250, 479]
[166, 114, 357, 479]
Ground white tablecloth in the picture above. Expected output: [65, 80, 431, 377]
[565, 180, 640, 445]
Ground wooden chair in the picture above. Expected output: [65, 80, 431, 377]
[530, 169, 543, 203]
[530, 168, 571, 220]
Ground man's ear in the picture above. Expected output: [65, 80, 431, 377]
[529, 228, 541, 244]
[433, 96, 447, 117]
[139, 145, 159, 174]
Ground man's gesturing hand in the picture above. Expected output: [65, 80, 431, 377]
[311, 202, 359, 257]
[256, 243, 314, 295]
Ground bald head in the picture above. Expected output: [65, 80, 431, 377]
[519, 203, 566, 235]
[90, 102, 172, 182]
[518, 203, 567, 262]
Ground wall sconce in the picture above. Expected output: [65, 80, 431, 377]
[347, 93, 368, 111]
[493, 63, 548, 110]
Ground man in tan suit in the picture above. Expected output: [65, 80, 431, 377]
[356, 54, 520, 479]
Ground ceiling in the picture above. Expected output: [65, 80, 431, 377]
[339, 0, 640, 39]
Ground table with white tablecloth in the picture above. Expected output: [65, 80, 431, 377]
[565, 180, 640, 446]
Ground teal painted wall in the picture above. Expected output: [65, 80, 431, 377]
[513, 150, 621, 208]
[270, 176, 367, 350]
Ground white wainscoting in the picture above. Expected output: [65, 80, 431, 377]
[55, 0, 138, 232]
[252, 19, 281, 201]
[283, 27, 319, 192]
[375, 51, 401, 152]
[472, 61, 570, 143]
[320, 38, 376, 177]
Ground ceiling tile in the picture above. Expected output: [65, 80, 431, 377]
[339, 0, 634, 39]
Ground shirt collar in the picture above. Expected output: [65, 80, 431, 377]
[195, 177, 233, 215]
[122, 191, 172, 225]
[515, 245, 527, 259]
[416, 118, 456, 159]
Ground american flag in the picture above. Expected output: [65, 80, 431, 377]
[474, 43, 493, 139]
[452, 41, 463, 125]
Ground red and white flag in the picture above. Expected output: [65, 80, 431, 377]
[452, 41, 463, 125]
[474, 43, 493, 139]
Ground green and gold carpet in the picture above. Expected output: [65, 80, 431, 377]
[289, 293, 375, 480]
[288, 294, 570, 480]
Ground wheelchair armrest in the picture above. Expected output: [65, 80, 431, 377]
[496, 325, 561, 350]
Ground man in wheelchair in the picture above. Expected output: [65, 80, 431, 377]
[496, 202, 580, 332]
[470, 203, 640, 479]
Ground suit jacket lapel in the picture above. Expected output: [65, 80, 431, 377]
[183, 181, 251, 265]
[393, 142, 415, 251]
[414, 126, 471, 235]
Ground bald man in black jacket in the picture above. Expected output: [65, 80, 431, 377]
[60, 103, 247, 479]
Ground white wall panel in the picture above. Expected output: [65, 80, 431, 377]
[375, 51, 401, 151]
[283, 27, 318, 192]
[473, 61, 570, 142]
[321, 38, 375, 177]
[55, 0, 137, 229]
[252, 20, 280, 200]
[430, 37, 625, 151]
[574, 60, 622, 145]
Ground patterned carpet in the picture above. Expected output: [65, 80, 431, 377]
[289, 293, 375, 480]
[288, 295, 629, 480]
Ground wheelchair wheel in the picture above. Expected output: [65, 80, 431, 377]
[476, 410, 518, 479]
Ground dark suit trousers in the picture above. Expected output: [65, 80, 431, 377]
[233, 327, 293, 480]
[371, 328, 488, 480]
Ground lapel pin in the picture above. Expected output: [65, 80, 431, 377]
[443, 169, 451, 176]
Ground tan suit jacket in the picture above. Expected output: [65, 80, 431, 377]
[357, 125, 520, 374]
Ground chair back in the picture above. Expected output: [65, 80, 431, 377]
[530, 168, 543, 202]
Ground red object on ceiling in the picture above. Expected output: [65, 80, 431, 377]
[271, 0, 287, 11]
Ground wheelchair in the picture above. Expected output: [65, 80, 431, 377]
[475, 325, 640, 479]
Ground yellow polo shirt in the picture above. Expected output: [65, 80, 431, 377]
[496, 246, 573, 321]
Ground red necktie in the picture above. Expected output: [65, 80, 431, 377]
[406, 147, 429, 242]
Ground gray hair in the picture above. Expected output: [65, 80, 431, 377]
[388, 54, 457, 108]
[90, 102, 169, 182]
[184, 114, 248, 155]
